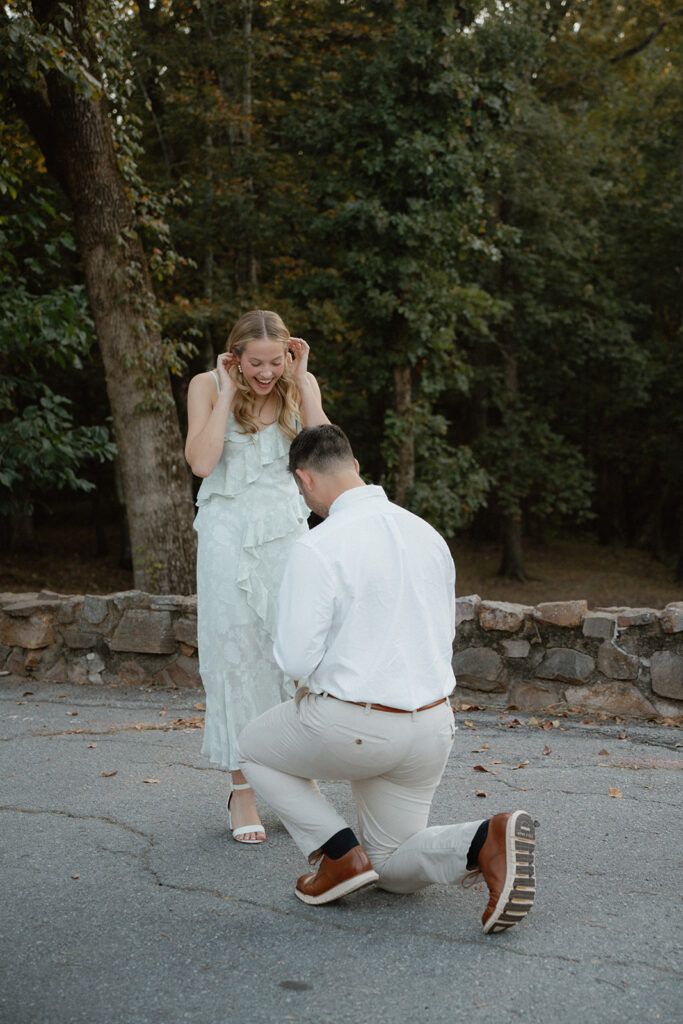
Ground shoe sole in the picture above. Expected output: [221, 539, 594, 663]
[295, 869, 379, 906]
[483, 810, 536, 934]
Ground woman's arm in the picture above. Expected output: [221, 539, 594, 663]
[297, 371, 330, 428]
[288, 337, 330, 428]
[185, 356, 238, 478]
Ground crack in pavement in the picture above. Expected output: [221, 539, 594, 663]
[489, 776, 679, 807]
[23, 721, 204, 737]
[1, 804, 153, 842]
[476, 723, 681, 750]
[2, 805, 678, 978]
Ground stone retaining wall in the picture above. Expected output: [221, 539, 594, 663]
[1, 591, 682, 718]
[454, 597, 682, 718]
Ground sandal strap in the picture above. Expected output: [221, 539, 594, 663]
[232, 824, 265, 838]
[232, 824, 266, 843]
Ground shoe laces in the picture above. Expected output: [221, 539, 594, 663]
[461, 869, 483, 890]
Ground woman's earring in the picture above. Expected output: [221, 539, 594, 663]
[238, 365, 243, 374]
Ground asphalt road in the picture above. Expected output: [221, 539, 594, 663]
[1, 679, 681, 1024]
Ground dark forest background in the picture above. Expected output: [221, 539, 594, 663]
[1, 0, 681, 593]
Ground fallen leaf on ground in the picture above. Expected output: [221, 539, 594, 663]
[488, 759, 502, 765]
[609, 787, 623, 798]
[68, 712, 78, 717]
[473, 764, 500, 774]
[71, 873, 80, 880]
[471, 744, 489, 753]
[598, 748, 609, 755]
[143, 778, 161, 784]
[475, 790, 487, 798]
[463, 720, 477, 729]
[509, 761, 529, 770]
[88, 743, 97, 749]
[22, 691, 33, 696]
[527, 717, 540, 727]
[542, 745, 551, 755]
[194, 702, 205, 711]
[617, 732, 627, 740]
[100, 771, 117, 777]
[542, 720, 553, 730]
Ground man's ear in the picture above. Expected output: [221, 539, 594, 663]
[354, 458, 360, 474]
[295, 467, 315, 492]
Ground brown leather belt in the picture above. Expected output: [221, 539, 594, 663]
[325, 694, 449, 714]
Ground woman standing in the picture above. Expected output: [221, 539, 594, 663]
[185, 310, 329, 843]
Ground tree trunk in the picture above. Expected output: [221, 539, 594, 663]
[498, 513, 528, 581]
[8, 513, 35, 553]
[3, 1, 196, 593]
[393, 363, 414, 507]
[241, 0, 258, 290]
[497, 347, 528, 581]
[489, 192, 528, 581]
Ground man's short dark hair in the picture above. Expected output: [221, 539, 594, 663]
[288, 424, 355, 474]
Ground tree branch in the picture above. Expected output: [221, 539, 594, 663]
[541, 8, 683, 100]
[608, 8, 683, 64]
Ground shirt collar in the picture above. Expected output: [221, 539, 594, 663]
[328, 484, 387, 516]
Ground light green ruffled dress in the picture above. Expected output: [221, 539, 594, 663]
[194, 392, 309, 769]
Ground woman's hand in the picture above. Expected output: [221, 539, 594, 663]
[216, 351, 240, 393]
[288, 336, 310, 385]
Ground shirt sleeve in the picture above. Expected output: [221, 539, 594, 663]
[273, 541, 336, 679]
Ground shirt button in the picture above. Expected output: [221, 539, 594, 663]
[355, 739, 362, 745]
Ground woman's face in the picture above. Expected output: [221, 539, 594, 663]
[238, 337, 287, 397]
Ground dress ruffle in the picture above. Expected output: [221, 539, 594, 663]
[196, 418, 294, 506]
[235, 492, 309, 632]
[193, 417, 309, 769]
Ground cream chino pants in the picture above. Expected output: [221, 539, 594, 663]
[237, 690, 485, 893]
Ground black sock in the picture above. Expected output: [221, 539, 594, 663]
[466, 820, 490, 871]
[321, 828, 359, 860]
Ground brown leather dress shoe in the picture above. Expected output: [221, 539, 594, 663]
[478, 810, 536, 934]
[295, 845, 379, 905]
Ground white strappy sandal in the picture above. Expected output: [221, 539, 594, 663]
[227, 783, 266, 844]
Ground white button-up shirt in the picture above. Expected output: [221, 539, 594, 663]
[274, 485, 456, 710]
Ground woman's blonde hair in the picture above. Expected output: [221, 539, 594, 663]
[227, 309, 299, 440]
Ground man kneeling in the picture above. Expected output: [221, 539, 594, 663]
[237, 425, 536, 934]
